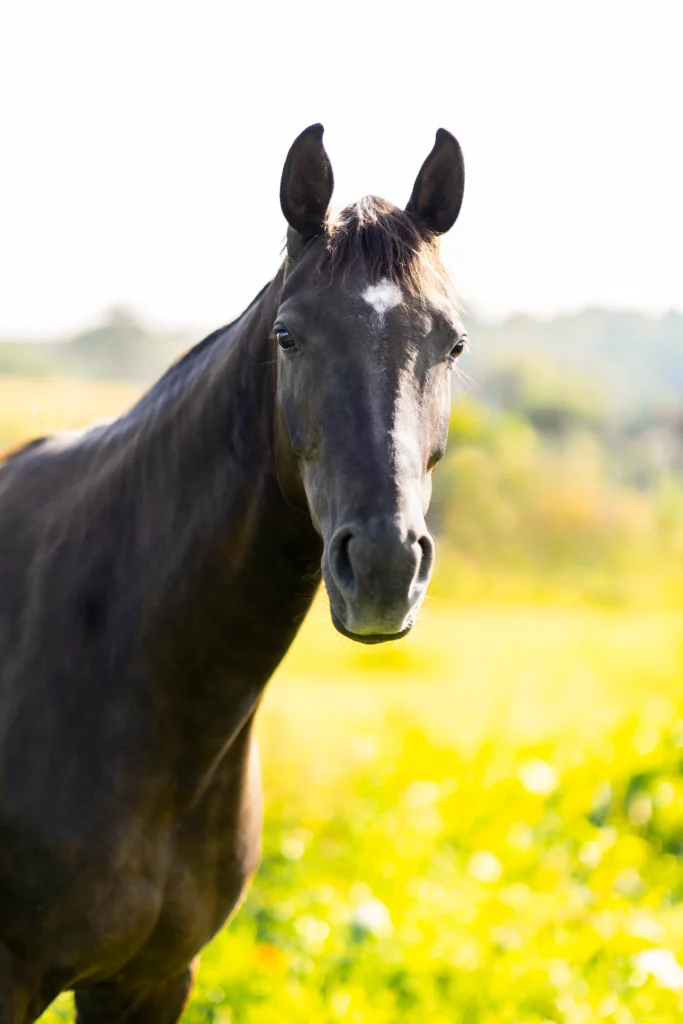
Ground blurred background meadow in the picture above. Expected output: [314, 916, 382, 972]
[2, 1, 683, 1021]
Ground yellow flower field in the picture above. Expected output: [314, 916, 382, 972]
[41, 601, 683, 1024]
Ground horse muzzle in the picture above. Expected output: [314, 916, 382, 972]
[322, 516, 434, 644]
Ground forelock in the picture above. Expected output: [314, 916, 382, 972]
[318, 196, 460, 308]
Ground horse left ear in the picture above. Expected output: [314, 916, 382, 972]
[280, 123, 334, 240]
[406, 128, 465, 235]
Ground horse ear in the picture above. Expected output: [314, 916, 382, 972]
[406, 128, 465, 235]
[280, 123, 334, 239]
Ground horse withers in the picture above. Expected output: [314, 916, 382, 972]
[0, 124, 466, 1022]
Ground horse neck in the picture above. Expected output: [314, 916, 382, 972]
[100, 272, 321, 753]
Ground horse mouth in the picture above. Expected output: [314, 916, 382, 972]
[330, 608, 414, 645]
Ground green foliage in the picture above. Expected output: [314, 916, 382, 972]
[187, 718, 683, 1024]
[481, 356, 606, 435]
[469, 308, 683, 414]
[429, 399, 683, 604]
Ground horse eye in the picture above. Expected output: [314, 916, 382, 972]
[448, 337, 467, 363]
[275, 327, 296, 351]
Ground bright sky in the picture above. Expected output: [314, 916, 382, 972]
[1, 0, 681, 337]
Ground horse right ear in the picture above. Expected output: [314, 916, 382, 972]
[406, 128, 465, 235]
[280, 124, 334, 241]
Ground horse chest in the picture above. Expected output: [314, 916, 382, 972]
[117, 731, 264, 979]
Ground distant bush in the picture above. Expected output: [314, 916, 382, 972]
[430, 400, 683, 604]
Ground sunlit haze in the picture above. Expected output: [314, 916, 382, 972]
[1, 0, 681, 337]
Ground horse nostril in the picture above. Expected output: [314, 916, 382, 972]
[330, 525, 434, 607]
[330, 529, 356, 597]
[416, 534, 434, 584]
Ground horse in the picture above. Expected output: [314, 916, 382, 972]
[0, 123, 466, 1022]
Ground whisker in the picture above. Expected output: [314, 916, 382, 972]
[454, 368, 480, 391]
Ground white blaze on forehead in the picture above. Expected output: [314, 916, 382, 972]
[362, 279, 403, 320]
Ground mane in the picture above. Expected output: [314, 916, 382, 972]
[0, 282, 276, 472]
[0, 435, 48, 468]
[320, 196, 459, 306]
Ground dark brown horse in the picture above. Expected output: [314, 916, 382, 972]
[0, 124, 466, 1022]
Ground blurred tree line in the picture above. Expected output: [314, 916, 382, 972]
[0, 307, 190, 382]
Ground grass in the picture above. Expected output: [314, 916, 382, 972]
[4, 376, 683, 1022]
[0, 377, 142, 453]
